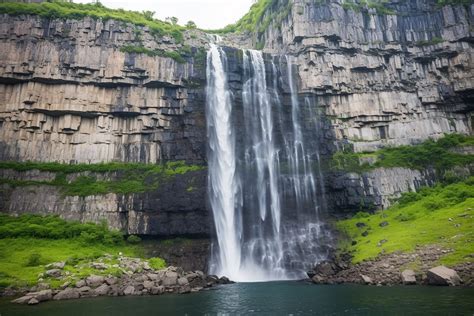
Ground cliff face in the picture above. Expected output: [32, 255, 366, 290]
[0, 0, 473, 235]
[256, 0, 473, 212]
[0, 14, 213, 236]
[0, 15, 207, 164]
[261, 0, 472, 150]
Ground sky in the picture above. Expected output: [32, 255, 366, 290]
[75, 0, 255, 29]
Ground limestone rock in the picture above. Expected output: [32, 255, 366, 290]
[150, 286, 165, 295]
[162, 271, 179, 286]
[93, 284, 110, 296]
[54, 288, 80, 300]
[45, 269, 62, 278]
[45, 262, 66, 269]
[360, 274, 373, 285]
[123, 285, 135, 296]
[86, 275, 105, 288]
[401, 270, 417, 285]
[427, 266, 462, 286]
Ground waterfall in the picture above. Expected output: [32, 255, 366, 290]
[207, 46, 330, 282]
[206, 43, 241, 279]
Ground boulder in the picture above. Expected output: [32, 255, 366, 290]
[311, 275, 327, 284]
[313, 261, 337, 276]
[54, 288, 80, 300]
[162, 271, 178, 286]
[93, 284, 110, 296]
[123, 285, 135, 296]
[91, 262, 109, 270]
[143, 280, 155, 289]
[75, 280, 86, 288]
[401, 269, 416, 285]
[306, 270, 316, 279]
[105, 277, 118, 285]
[427, 266, 462, 286]
[77, 286, 92, 293]
[150, 286, 165, 295]
[45, 262, 65, 269]
[30, 289, 53, 302]
[28, 298, 39, 305]
[12, 295, 35, 304]
[86, 275, 105, 288]
[178, 285, 191, 294]
[178, 277, 189, 286]
[218, 276, 233, 284]
[147, 273, 159, 281]
[360, 274, 373, 285]
[45, 269, 62, 278]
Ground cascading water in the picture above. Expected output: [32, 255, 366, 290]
[207, 45, 331, 282]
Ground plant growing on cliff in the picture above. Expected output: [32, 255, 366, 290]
[209, 0, 290, 36]
[330, 134, 474, 173]
[342, 0, 395, 15]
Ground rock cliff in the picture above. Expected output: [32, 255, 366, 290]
[0, 0, 473, 236]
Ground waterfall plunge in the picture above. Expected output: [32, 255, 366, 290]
[207, 47, 329, 282]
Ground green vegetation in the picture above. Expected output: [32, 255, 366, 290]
[330, 134, 474, 173]
[0, 1, 185, 43]
[0, 214, 123, 244]
[211, 0, 291, 36]
[148, 257, 166, 270]
[0, 214, 168, 288]
[415, 37, 444, 47]
[0, 161, 205, 197]
[342, 0, 395, 15]
[336, 177, 474, 266]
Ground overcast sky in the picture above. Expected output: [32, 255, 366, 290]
[75, 0, 255, 29]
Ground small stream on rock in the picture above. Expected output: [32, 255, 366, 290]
[206, 40, 331, 282]
[2, 282, 473, 315]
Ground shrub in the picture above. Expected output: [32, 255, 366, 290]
[148, 257, 166, 270]
[126, 235, 142, 244]
[25, 253, 42, 267]
[354, 211, 371, 218]
[0, 214, 125, 245]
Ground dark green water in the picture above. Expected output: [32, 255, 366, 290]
[1, 282, 473, 315]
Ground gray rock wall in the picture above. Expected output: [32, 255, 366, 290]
[0, 0, 473, 234]
[260, 0, 473, 152]
[0, 15, 208, 163]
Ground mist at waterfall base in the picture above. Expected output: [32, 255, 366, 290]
[206, 44, 331, 282]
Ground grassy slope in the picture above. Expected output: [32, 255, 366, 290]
[0, 215, 164, 288]
[336, 178, 474, 266]
[0, 238, 141, 288]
